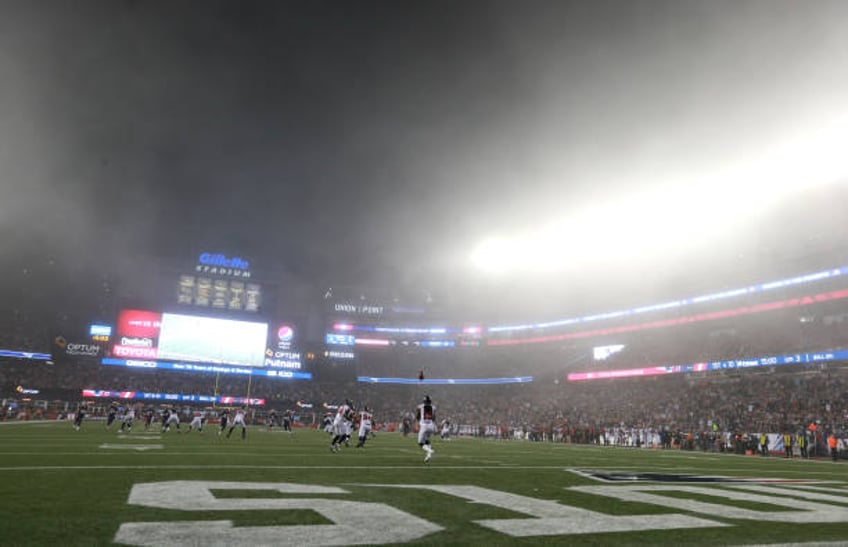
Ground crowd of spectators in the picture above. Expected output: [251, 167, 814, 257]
[3, 259, 848, 457]
[4, 353, 848, 450]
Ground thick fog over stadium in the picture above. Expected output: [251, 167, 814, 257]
[5, 6, 848, 540]
[1, 0, 847, 320]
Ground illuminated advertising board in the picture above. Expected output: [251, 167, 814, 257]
[89, 324, 112, 337]
[157, 313, 268, 367]
[82, 389, 265, 406]
[326, 333, 355, 346]
[112, 310, 162, 359]
[101, 358, 312, 380]
[111, 310, 268, 367]
[593, 344, 626, 361]
[263, 324, 302, 369]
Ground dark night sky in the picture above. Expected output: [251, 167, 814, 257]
[2, 0, 847, 302]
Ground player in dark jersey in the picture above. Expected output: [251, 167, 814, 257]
[266, 409, 279, 431]
[218, 408, 231, 436]
[143, 407, 155, 431]
[282, 410, 293, 435]
[343, 405, 356, 446]
[105, 402, 119, 429]
[160, 407, 171, 432]
[73, 401, 87, 431]
[401, 413, 413, 437]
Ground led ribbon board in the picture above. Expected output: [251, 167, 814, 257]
[357, 376, 533, 385]
[82, 389, 265, 405]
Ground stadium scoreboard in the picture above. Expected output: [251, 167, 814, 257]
[104, 309, 310, 379]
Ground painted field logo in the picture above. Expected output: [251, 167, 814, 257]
[114, 480, 848, 545]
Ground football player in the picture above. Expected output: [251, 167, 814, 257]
[72, 401, 87, 431]
[105, 402, 119, 429]
[266, 409, 279, 431]
[417, 395, 436, 463]
[187, 409, 205, 434]
[282, 410, 294, 435]
[227, 407, 248, 440]
[119, 405, 135, 433]
[355, 406, 373, 448]
[163, 406, 181, 433]
[440, 418, 451, 441]
[218, 408, 231, 436]
[143, 407, 155, 431]
[330, 400, 353, 452]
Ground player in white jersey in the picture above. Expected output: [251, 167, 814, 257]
[163, 406, 181, 433]
[355, 406, 373, 448]
[119, 406, 135, 433]
[416, 395, 436, 463]
[226, 408, 247, 439]
[440, 418, 451, 441]
[330, 400, 353, 452]
[187, 410, 205, 434]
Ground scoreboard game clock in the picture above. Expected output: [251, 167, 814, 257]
[176, 252, 262, 312]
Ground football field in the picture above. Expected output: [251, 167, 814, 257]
[2, 422, 848, 546]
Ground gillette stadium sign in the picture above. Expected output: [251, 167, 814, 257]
[195, 253, 252, 278]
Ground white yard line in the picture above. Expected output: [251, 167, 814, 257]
[0, 464, 625, 471]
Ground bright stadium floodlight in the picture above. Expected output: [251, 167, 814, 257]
[470, 116, 848, 274]
[470, 237, 516, 273]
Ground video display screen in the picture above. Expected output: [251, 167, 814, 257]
[593, 344, 626, 361]
[158, 313, 268, 367]
[111, 310, 268, 367]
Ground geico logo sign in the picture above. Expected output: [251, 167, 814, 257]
[114, 481, 848, 546]
[65, 343, 101, 356]
[121, 337, 153, 347]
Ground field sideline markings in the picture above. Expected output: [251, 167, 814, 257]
[0, 451, 462, 458]
[99, 444, 164, 451]
[749, 542, 848, 546]
[0, 455, 843, 478]
[0, 464, 582, 471]
[0, 461, 843, 476]
[0, 465, 845, 487]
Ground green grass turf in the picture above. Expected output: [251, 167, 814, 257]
[2, 421, 848, 545]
